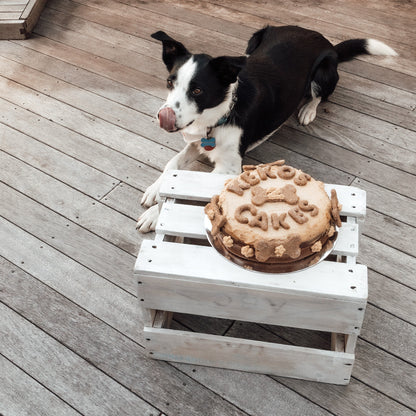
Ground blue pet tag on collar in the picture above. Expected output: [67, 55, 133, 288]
[201, 137, 216, 151]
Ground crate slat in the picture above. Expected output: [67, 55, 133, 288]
[135, 240, 367, 301]
[159, 170, 366, 218]
[159, 170, 234, 202]
[156, 203, 205, 239]
[156, 203, 359, 257]
[144, 327, 354, 385]
[139, 274, 365, 333]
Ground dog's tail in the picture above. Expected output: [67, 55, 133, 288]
[335, 39, 397, 63]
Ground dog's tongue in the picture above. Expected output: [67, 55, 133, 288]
[158, 107, 176, 132]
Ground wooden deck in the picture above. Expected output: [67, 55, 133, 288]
[0, 0, 415, 415]
[0, 0, 47, 39]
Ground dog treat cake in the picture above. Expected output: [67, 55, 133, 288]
[204, 160, 342, 272]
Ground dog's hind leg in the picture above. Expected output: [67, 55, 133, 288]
[298, 53, 339, 126]
[298, 82, 321, 126]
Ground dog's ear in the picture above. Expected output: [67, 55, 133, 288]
[209, 56, 247, 85]
[151, 31, 190, 72]
[246, 26, 268, 55]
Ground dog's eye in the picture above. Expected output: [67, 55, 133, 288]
[192, 88, 202, 96]
[167, 79, 174, 89]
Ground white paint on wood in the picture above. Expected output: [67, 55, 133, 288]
[135, 241, 368, 301]
[345, 334, 359, 354]
[140, 274, 366, 333]
[144, 327, 354, 385]
[156, 202, 360, 257]
[331, 333, 346, 352]
[159, 170, 366, 218]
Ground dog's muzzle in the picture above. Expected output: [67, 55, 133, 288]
[158, 107, 177, 132]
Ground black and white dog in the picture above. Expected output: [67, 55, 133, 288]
[137, 25, 396, 232]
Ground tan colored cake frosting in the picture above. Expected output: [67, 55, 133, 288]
[205, 160, 342, 271]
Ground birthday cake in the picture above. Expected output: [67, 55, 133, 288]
[204, 160, 342, 272]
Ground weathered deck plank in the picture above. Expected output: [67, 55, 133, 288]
[0, 257, 250, 416]
[0, 0, 47, 39]
[0, 354, 81, 416]
[0, 302, 159, 416]
[0, 0, 415, 414]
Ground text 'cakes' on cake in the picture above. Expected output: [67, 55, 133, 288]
[204, 160, 342, 273]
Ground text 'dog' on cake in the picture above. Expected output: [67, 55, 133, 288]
[204, 160, 342, 273]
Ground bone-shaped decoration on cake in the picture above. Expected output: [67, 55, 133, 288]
[251, 184, 299, 206]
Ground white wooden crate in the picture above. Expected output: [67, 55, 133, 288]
[134, 170, 368, 384]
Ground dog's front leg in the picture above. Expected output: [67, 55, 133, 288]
[137, 142, 200, 233]
[211, 156, 242, 175]
[210, 126, 243, 176]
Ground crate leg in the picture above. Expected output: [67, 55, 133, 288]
[331, 333, 346, 352]
[345, 334, 358, 354]
[153, 311, 173, 329]
[138, 303, 155, 328]
[137, 278, 155, 327]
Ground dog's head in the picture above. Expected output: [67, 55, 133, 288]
[151, 31, 246, 133]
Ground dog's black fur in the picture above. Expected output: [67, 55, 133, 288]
[234, 25, 341, 154]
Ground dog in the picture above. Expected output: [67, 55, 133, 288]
[137, 25, 396, 232]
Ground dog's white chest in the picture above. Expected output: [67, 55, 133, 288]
[203, 125, 243, 174]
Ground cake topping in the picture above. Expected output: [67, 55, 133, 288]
[241, 245, 254, 258]
[284, 235, 303, 258]
[249, 211, 268, 231]
[275, 184, 299, 205]
[266, 160, 285, 167]
[256, 165, 277, 180]
[311, 241, 322, 252]
[277, 165, 296, 179]
[251, 184, 299, 206]
[294, 172, 311, 186]
[235, 204, 268, 231]
[242, 165, 256, 171]
[274, 245, 286, 257]
[250, 186, 268, 206]
[331, 189, 342, 227]
[271, 213, 290, 230]
[240, 171, 260, 186]
[288, 207, 309, 224]
[223, 236, 234, 248]
[236, 196, 323, 230]
[226, 178, 250, 196]
[206, 207, 216, 220]
[253, 239, 275, 262]
[235, 204, 257, 224]
[298, 200, 319, 216]
[204, 195, 225, 235]
[252, 235, 303, 262]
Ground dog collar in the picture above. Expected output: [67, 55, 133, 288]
[200, 84, 238, 151]
[200, 116, 229, 151]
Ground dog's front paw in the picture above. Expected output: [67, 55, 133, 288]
[141, 180, 161, 207]
[136, 205, 159, 233]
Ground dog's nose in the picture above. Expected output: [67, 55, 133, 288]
[158, 107, 177, 132]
